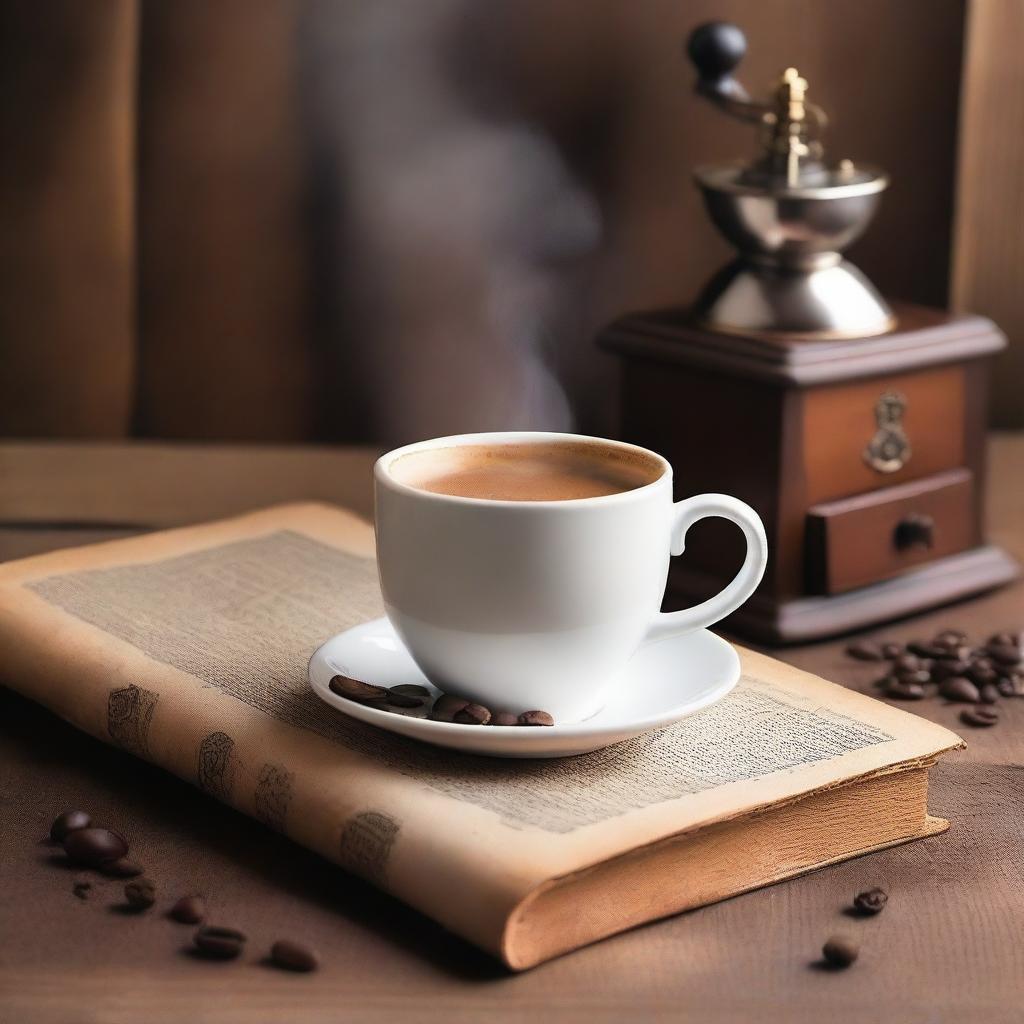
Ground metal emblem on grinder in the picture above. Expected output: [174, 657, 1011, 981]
[864, 391, 911, 473]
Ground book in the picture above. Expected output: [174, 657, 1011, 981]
[0, 503, 963, 969]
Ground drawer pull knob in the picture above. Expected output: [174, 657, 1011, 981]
[895, 514, 935, 551]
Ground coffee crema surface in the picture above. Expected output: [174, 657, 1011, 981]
[389, 442, 663, 502]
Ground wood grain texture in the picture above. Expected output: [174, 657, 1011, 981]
[806, 470, 974, 594]
[1, 436, 1023, 1022]
[952, 0, 1024, 428]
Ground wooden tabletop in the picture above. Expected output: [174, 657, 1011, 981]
[2, 436, 1023, 1023]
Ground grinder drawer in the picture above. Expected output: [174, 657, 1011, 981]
[805, 469, 974, 595]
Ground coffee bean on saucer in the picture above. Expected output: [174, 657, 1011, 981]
[72, 881, 92, 900]
[960, 706, 999, 728]
[429, 695, 469, 722]
[101, 857, 144, 878]
[852, 887, 888, 915]
[518, 710, 555, 726]
[50, 810, 91, 843]
[270, 939, 320, 972]
[124, 877, 156, 910]
[390, 684, 430, 698]
[63, 827, 128, 868]
[328, 675, 387, 704]
[884, 678, 924, 700]
[453, 703, 492, 726]
[822, 935, 859, 968]
[385, 687, 426, 709]
[193, 925, 246, 960]
[169, 896, 206, 924]
[881, 643, 903, 660]
[939, 677, 980, 703]
[846, 641, 884, 661]
[490, 712, 519, 726]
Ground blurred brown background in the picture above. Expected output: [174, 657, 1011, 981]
[0, 0, 1019, 446]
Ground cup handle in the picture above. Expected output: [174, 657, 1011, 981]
[644, 493, 768, 644]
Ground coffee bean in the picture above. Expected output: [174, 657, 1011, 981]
[193, 925, 246, 960]
[935, 644, 972, 663]
[852, 887, 888, 915]
[453, 703, 492, 726]
[893, 654, 920, 672]
[491, 712, 519, 726]
[960, 706, 999, 728]
[101, 857, 144, 878]
[895, 669, 931, 686]
[328, 675, 387, 704]
[935, 629, 968, 647]
[931, 659, 970, 682]
[997, 674, 1024, 697]
[50, 810, 91, 843]
[385, 687, 425, 708]
[987, 644, 1022, 667]
[169, 895, 206, 924]
[518, 710, 555, 726]
[822, 935, 858, 968]
[390, 684, 430, 698]
[988, 631, 1020, 648]
[968, 662, 998, 686]
[846, 641, 884, 661]
[429, 694, 468, 722]
[72, 881, 92, 900]
[884, 678, 925, 700]
[270, 939, 319, 972]
[881, 643, 903, 659]
[980, 683, 1000, 705]
[939, 677, 981, 703]
[908, 640, 945, 659]
[63, 827, 128, 867]
[124, 878, 156, 910]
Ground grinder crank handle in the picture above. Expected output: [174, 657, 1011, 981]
[686, 21, 766, 121]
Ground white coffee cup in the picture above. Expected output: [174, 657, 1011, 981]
[374, 431, 767, 722]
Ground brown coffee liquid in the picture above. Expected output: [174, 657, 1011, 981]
[389, 442, 662, 501]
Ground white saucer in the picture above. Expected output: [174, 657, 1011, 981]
[308, 617, 739, 758]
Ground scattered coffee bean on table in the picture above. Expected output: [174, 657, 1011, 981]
[63, 827, 128, 868]
[124, 878, 156, 910]
[72, 881, 92, 900]
[193, 925, 246, 960]
[961, 706, 999, 728]
[852, 887, 888, 915]
[518, 710, 555, 727]
[169, 895, 206, 924]
[50, 809, 91, 843]
[102, 857, 144, 878]
[846, 628, 1023, 727]
[270, 939, 320, 972]
[822, 935, 859, 968]
[847, 641, 884, 661]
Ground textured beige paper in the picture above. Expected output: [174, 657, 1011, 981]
[0, 503, 962, 965]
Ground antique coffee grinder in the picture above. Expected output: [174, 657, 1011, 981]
[599, 22, 1018, 643]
